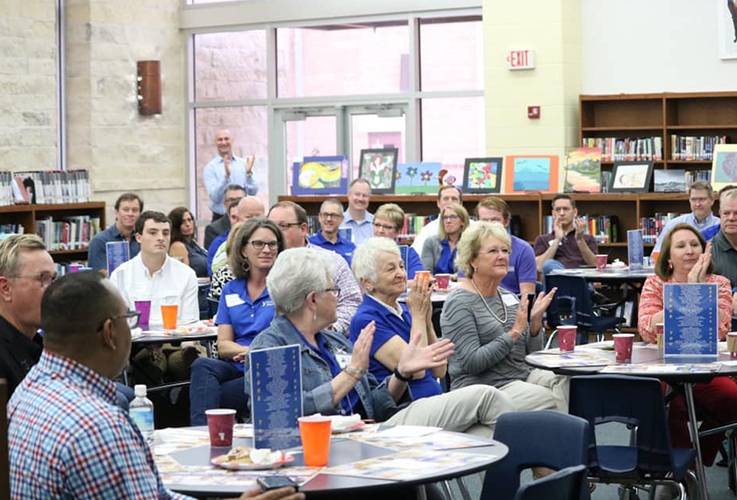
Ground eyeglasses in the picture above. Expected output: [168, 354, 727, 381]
[373, 222, 396, 231]
[319, 212, 343, 219]
[442, 214, 460, 221]
[10, 273, 58, 288]
[98, 310, 141, 331]
[276, 222, 301, 231]
[321, 287, 341, 297]
[690, 197, 709, 204]
[248, 240, 279, 251]
[480, 247, 511, 256]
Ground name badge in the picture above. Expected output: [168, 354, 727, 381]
[502, 294, 519, 307]
[335, 354, 352, 370]
[225, 294, 246, 307]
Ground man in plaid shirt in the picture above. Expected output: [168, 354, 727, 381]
[8, 272, 302, 500]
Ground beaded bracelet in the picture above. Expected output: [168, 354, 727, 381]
[343, 365, 366, 380]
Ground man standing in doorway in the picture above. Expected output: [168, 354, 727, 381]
[88, 192, 143, 276]
[342, 179, 374, 245]
[203, 129, 258, 221]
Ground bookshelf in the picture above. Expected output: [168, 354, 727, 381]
[0, 202, 106, 263]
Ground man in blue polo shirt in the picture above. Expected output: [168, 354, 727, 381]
[87, 192, 143, 276]
[309, 198, 356, 266]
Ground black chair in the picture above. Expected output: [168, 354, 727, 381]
[545, 274, 625, 347]
[513, 464, 588, 500]
[480, 410, 591, 500]
[569, 375, 697, 499]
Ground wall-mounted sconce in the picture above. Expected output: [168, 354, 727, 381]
[137, 60, 161, 115]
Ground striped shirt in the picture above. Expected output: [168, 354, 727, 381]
[8, 351, 189, 499]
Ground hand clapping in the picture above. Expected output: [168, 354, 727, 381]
[687, 242, 712, 283]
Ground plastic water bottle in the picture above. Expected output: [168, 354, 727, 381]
[129, 384, 155, 443]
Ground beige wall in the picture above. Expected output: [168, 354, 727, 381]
[1, 0, 188, 224]
[484, 0, 581, 170]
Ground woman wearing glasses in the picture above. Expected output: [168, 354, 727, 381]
[421, 203, 469, 276]
[247, 246, 513, 438]
[440, 222, 566, 412]
[189, 218, 284, 425]
[372, 203, 424, 279]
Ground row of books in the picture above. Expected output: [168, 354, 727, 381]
[640, 213, 680, 243]
[4, 170, 92, 206]
[581, 137, 663, 161]
[0, 224, 25, 236]
[35, 215, 101, 251]
[542, 215, 619, 243]
[685, 169, 711, 185]
[671, 135, 727, 161]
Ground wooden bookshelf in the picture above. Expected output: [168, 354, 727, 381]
[0, 202, 106, 262]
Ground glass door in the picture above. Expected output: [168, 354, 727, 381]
[345, 104, 407, 180]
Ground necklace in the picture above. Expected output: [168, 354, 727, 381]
[470, 278, 507, 324]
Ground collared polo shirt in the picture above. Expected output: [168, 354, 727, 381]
[533, 230, 598, 269]
[501, 235, 538, 294]
[711, 230, 737, 288]
[308, 232, 356, 266]
[342, 210, 374, 245]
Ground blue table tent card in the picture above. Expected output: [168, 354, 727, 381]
[249, 344, 302, 450]
[627, 229, 644, 270]
[338, 226, 353, 243]
[106, 241, 130, 276]
[663, 283, 718, 358]
[398, 245, 409, 270]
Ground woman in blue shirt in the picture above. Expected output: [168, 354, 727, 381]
[421, 203, 469, 275]
[189, 218, 284, 425]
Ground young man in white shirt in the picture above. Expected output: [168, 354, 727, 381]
[109, 211, 200, 384]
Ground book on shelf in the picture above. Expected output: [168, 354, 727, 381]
[11, 170, 91, 205]
[640, 213, 681, 244]
[581, 137, 662, 162]
[34, 214, 101, 251]
[671, 135, 727, 161]
[685, 170, 711, 187]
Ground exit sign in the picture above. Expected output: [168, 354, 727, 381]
[507, 49, 535, 70]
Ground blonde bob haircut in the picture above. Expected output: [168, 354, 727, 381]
[455, 221, 510, 279]
[374, 203, 405, 231]
[438, 203, 470, 240]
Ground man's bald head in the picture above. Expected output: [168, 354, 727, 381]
[236, 196, 265, 222]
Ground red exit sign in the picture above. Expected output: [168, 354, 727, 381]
[507, 49, 536, 70]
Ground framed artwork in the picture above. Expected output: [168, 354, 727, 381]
[394, 162, 444, 194]
[563, 148, 601, 193]
[462, 157, 503, 193]
[291, 156, 348, 195]
[358, 148, 398, 194]
[711, 144, 737, 190]
[654, 169, 687, 193]
[610, 161, 654, 193]
[718, 0, 737, 59]
[503, 155, 560, 193]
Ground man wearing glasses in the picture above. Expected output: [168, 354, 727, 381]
[204, 184, 246, 250]
[309, 198, 356, 266]
[8, 271, 303, 500]
[109, 211, 200, 385]
[268, 201, 361, 337]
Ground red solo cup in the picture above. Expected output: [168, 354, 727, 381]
[558, 326, 576, 352]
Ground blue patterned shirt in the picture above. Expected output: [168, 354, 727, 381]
[8, 351, 189, 500]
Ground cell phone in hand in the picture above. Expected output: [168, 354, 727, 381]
[257, 476, 298, 492]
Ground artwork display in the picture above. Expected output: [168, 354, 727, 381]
[710, 144, 737, 191]
[610, 161, 654, 193]
[563, 148, 601, 193]
[462, 157, 503, 194]
[291, 156, 348, 195]
[654, 169, 687, 193]
[503, 155, 560, 193]
[394, 162, 445, 194]
[718, 0, 737, 59]
[358, 148, 398, 194]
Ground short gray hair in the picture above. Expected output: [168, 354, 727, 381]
[0, 234, 46, 277]
[267, 247, 335, 317]
[456, 221, 510, 279]
[351, 237, 400, 292]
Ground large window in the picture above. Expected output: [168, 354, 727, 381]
[187, 6, 483, 219]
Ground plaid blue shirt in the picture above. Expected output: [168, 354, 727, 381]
[8, 351, 190, 499]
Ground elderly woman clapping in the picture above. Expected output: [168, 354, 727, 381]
[245, 247, 513, 435]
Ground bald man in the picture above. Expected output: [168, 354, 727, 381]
[203, 129, 258, 221]
[207, 196, 265, 275]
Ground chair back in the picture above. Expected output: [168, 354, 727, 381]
[0, 379, 10, 498]
[513, 464, 588, 500]
[546, 274, 595, 330]
[480, 410, 590, 500]
[569, 374, 686, 476]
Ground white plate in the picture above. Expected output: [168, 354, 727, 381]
[211, 451, 294, 471]
[331, 421, 366, 434]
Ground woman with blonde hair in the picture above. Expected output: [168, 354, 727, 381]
[421, 203, 469, 275]
[372, 203, 424, 279]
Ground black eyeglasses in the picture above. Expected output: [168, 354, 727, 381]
[319, 212, 343, 219]
[276, 222, 301, 231]
[10, 273, 58, 288]
[322, 287, 341, 297]
[97, 310, 141, 331]
[373, 222, 396, 231]
[249, 240, 279, 251]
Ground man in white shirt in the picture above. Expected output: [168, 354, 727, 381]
[411, 185, 463, 255]
[109, 211, 200, 384]
[342, 179, 374, 245]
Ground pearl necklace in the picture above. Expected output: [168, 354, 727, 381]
[470, 278, 507, 324]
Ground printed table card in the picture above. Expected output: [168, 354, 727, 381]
[663, 283, 718, 357]
[627, 229, 644, 270]
[106, 241, 130, 276]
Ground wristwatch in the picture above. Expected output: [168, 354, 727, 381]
[393, 367, 413, 382]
